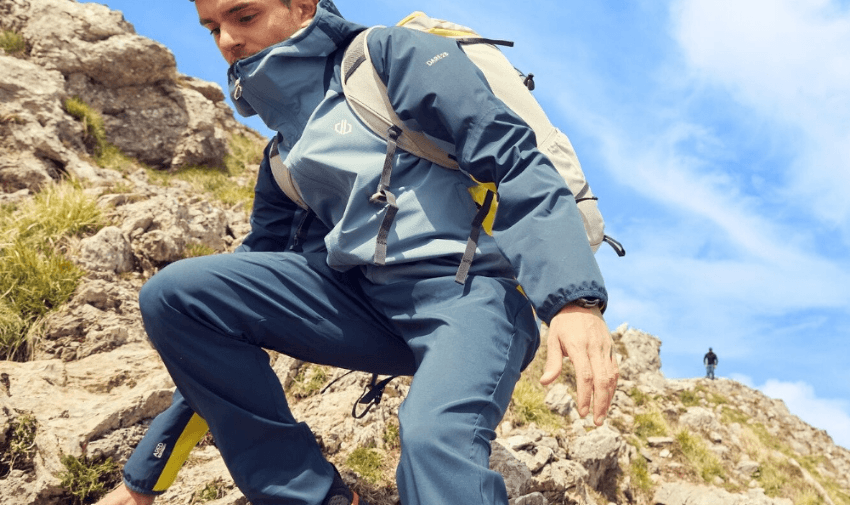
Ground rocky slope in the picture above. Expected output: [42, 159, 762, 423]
[2, 1, 850, 505]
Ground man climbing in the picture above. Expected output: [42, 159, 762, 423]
[97, 0, 618, 504]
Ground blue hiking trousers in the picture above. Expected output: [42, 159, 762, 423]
[139, 251, 539, 505]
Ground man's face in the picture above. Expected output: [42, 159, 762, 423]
[196, 0, 317, 65]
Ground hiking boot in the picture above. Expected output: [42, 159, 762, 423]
[322, 466, 367, 505]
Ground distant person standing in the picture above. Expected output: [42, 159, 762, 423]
[704, 347, 718, 380]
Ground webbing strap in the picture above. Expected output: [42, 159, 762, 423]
[370, 125, 402, 265]
[320, 371, 399, 419]
[603, 235, 627, 257]
[457, 37, 515, 48]
[455, 190, 495, 284]
[353, 373, 398, 419]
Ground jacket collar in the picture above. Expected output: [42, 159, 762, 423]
[227, 0, 364, 147]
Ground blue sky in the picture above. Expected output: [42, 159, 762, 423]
[95, 0, 850, 449]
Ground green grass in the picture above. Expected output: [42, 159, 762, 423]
[0, 182, 103, 360]
[144, 133, 263, 210]
[679, 389, 701, 407]
[192, 478, 228, 504]
[158, 165, 255, 207]
[0, 414, 37, 473]
[0, 29, 26, 55]
[628, 387, 651, 407]
[346, 448, 385, 485]
[383, 421, 400, 450]
[225, 133, 265, 175]
[64, 97, 108, 156]
[58, 455, 120, 505]
[629, 451, 654, 498]
[719, 405, 750, 425]
[63, 96, 138, 171]
[634, 410, 668, 440]
[0, 299, 28, 360]
[8, 180, 104, 240]
[675, 429, 724, 483]
[287, 365, 329, 398]
[95, 143, 137, 172]
[184, 242, 218, 258]
[508, 378, 564, 430]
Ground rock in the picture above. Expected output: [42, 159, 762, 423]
[3, 0, 251, 172]
[647, 436, 675, 447]
[0, 55, 108, 189]
[510, 491, 548, 505]
[531, 459, 588, 493]
[544, 383, 575, 416]
[612, 325, 663, 384]
[567, 427, 621, 489]
[76, 226, 135, 273]
[491, 440, 533, 498]
[681, 406, 723, 433]
[654, 481, 793, 505]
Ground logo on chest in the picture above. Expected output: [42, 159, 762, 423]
[334, 119, 353, 135]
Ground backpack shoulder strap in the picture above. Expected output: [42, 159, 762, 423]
[341, 27, 459, 170]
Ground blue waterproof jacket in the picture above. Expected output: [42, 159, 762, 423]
[230, 0, 606, 322]
[123, 0, 606, 494]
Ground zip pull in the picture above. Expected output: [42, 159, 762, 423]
[232, 78, 243, 100]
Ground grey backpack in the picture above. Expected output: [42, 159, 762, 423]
[340, 12, 625, 277]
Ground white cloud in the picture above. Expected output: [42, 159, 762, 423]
[759, 379, 850, 450]
[671, 0, 850, 229]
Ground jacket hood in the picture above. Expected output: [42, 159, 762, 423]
[227, 0, 365, 146]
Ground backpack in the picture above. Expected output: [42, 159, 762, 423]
[340, 11, 625, 276]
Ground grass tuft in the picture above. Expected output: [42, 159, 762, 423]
[628, 387, 651, 407]
[629, 451, 654, 498]
[509, 378, 564, 430]
[0, 29, 26, 55]
[383, 421, 400, 450]
[675, 429, 724, 483]
[184, 242, 218, 259]
[634, 410, 668, 440]
[58, 454, 120, 505]
[0, 182, 103, 360]
[0, 413, 38, 473]
[679, 389, 701, 407]
[288, 365, 329, 399]
[191, 477, 229, 504]
[64, 97, 108, 156]
[225, 133, 265, 175]
[346, 447, 385, 485]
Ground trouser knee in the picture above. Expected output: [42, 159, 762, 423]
[398, 410, 491, 462]
[138, 260, 200, 345]
[138, 269, 171, 331]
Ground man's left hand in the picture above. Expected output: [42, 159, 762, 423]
[539, 304, 618, 426]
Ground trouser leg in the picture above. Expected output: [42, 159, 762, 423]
[123, 389, 208, 495]
[363, 274, 539, 505]
[139, 252, 415, 505]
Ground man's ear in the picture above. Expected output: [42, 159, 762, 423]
[293, 0, 319, 28]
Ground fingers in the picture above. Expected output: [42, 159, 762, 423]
[588, 339, 619, 425]
[568, 340, 594, 419]
[542, 307, 619, 426]
[561, 313, 618, 425]
[539, 331, 564, 386]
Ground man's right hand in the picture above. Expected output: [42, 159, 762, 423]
[96, 484, 155, 505]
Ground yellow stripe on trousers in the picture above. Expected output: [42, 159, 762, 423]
[153, 413, 209, 492]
